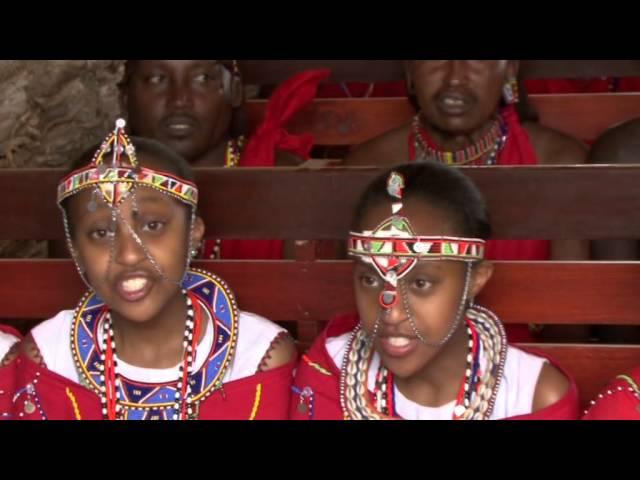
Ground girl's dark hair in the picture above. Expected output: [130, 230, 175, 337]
[352, 162, 492, 240]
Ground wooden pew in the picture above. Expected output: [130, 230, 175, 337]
[239, 60, 640, 147]
[1, 166, 640, 405]
[245, 93, 640, 146]
[237, 60, 640, 84]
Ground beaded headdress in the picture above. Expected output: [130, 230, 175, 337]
[348, 171, 485, 310]
[57, 119, 198, 208]
[58, 119, 199, 288]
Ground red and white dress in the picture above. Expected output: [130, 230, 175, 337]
[12, 270, 294, 420]
[290, 313, 579, 420]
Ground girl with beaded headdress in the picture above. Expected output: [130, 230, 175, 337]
[290, 163, 579, 420]
[119, 60, 330, 261]
[12, 122, 296, 420]
[344, 60, 590, 344]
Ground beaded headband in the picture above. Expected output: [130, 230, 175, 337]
[348, 171, 485, 309]
[57, 119, 198, 208]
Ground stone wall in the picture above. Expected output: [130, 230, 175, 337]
[0, 60, 124, 257]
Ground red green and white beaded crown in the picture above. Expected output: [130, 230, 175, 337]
[348, 171, 485, 287]
[57, 119, 198, 208]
